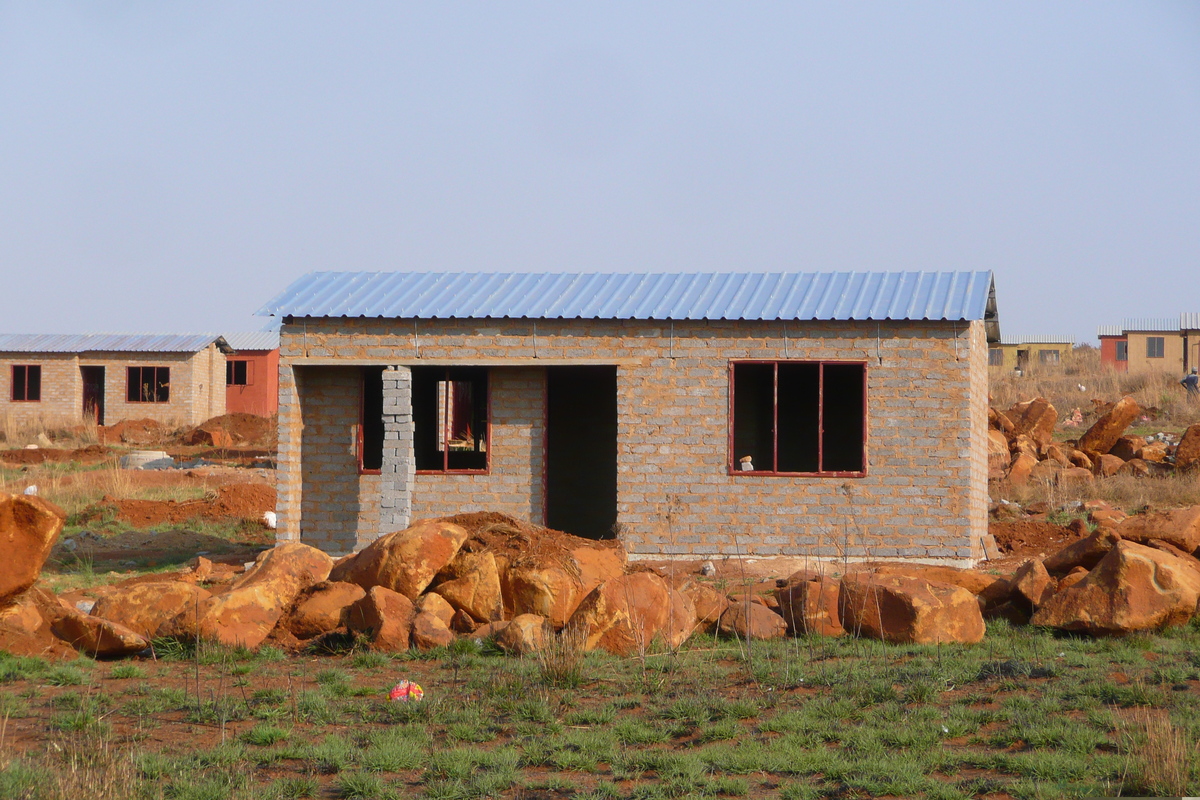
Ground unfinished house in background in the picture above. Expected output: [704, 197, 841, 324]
[223, 331, 281, 418]
[987, 335, 1074, 372]
[258, 271, 1000, 566]
[0, 333, 230, 428]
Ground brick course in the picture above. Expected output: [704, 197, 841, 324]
[276, 317, 989, 564]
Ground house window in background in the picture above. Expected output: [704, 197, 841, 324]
[1038, 350, 1060, 364]
[11, 365, 41, 401]
[1147, 337, 1165, 359]
[1115, 341, 1128, 362]
[126, 366, 170, 403]
[988, 349, 1003, 366]
[226, 360, 251, 386]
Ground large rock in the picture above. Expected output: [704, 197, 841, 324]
[1116, 507, 1200, 553]
[1078, 396, 1140, 461]
[719, 598, 787, 641]
[1010, 560, 1055, 611]
[776, 575, 844, 636]
[1138, 442, 1169, 463]
[432, 551, 503, 623]
[198, 542, 333, 648]
[1056, 467, 1095, 488]
[505, 561, 582, 628]
[676, 580, 729, 632]
[1043, 528, 1121, 574]
[285, 581, 365, 640]
[839, 574, 985, 645]
[1176, 424, 1200, 472]
[0, 589, 76, 659]
[987, 430, 1011, 479]
[0, 494, 65, 604]
[1068, 449, 1093, 470]
[663, 587, 698, 648]
[1006, 453, 1038, 486]
[90, 581, 213, 640]
[567, 572, 673, 656]
[1095, 453, 1125, 478]
[1032, 541, 1200, 634]
[871, 564, 1009, 605]
[52, 609, 148, 657]
[345, 586, 413, 651]
[495, 614, 548, 655]
[570, 545, 627, 595]
[329, 520, 469, 600]
[1010, 397, 1058, 449]
[415, 592, 456, 627]
[410, 610, 456, 651]
[1109, 436, 1145, 462]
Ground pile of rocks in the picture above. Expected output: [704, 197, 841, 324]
[990, 395, 1200, 485]
[5, 494, 1200, 660]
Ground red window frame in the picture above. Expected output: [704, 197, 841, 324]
[415, 367, 491, 475]
[11, 365, 41, 402]
[727, 359, 867, 477]
[226, 359, 252, 386]
[126, 366, 170, 403]
[358, 368, 384, 475]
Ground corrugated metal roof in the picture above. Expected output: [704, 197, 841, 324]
[257, 271, 997, 323]
[1181, 313, 1200, 330]
[998, 335, 1074, 346]
[1122, 318, 1180, 332]
[222, 331, 280, 352]
[0, 333, 228, 354]
[1096, 326, 1123, 338]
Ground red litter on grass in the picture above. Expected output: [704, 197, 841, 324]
[389, 680, 424, 702]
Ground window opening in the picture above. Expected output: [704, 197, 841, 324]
[1115, 341, 1128, 361]
[1038, 350, 1060, 364]
[126, 366, 169, 403]
[11, 365, 41, 402]
[988, 348, 1003, 366]
[226, 360, 250, 386]
[731, 361, 865, 475]
[358, 367, 384, 473]
[1147, 337, 1165, 359]
[413, 367, 488, 472]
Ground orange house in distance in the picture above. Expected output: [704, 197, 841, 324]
[1097, 325, 1127, 373]
[223, 331, 279, 417]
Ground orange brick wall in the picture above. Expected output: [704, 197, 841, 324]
[276, 317, 989, 564]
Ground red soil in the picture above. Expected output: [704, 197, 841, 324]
[94, 483, 276, 528]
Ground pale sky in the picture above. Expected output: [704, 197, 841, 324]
[1, 2, 1198, 342]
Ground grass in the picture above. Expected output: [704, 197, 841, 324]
[2, 617, 1200, 798]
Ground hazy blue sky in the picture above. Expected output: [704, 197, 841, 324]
[1, 2, 1197, 342]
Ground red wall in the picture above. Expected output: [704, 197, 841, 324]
[225, 349, 279, 416]
[1099, 337, 1127, 373]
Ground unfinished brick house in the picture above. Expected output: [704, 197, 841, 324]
[259, 271, 1000, 565]
[0, 333, 231, 428]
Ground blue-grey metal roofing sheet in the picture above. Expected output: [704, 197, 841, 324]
[1122, 318, 1180, 332]
[0, 333, 225, 354]
[998, 334, 1074, 346]
[222, 331, 280, 352]
[257, 271, 996, 322]
[1096, 326, 1123, 338]
[1181, 313, 1200, 330]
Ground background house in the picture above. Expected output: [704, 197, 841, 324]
[223, 331, 280, 418]
[988, 335, 1074, 371]
[259, 270, 1000, 567]
[0, 333, 230, 428]
[1097, 325, 1127, 372]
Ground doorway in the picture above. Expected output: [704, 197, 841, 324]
[545, 366, 617, 539]
[81, 366, 105, 425]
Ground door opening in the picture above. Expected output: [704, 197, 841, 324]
[545, 366, 617, 540]
[81, 366, 105, 426]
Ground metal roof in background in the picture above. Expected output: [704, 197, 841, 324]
[997, 334, 1075, 346]
[1122, 318, 1180, 332]
[1096, 326, 1123, 338]
[1181, 313, 1200, 330]
[257, 271, 997, 323]
[0, 333, 228, 354]
[222, 331, 280, 352]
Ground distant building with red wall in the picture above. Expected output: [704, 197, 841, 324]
[1097, 325, 1128, 373]
[223, 332, 279, 417]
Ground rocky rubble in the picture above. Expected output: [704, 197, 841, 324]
[991, 395, 1200, 485]
[6, 499, 1200, 661]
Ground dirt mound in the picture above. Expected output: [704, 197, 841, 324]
[50, 528, 270, 573]
[0, 445, 114, 466]
[87, 483, 276, 528]
[990, 519, 1082, 562]
[99, 418, 173, 446]
[186, 414, 276, 447]
[442, 511, 620, 570]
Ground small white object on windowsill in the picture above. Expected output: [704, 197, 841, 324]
[739, 456, 754, 471]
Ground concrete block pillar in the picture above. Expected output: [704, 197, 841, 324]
[378, 365, 415, 539]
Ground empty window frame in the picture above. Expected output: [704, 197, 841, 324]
[126, 366, 169, 403]
[358, 367, 384, 473]
[1038, 349, 1060, 364]
[730, 361, 866, 475]
[1115, 341, 1128, 362]
[11, 365, 41, 402]
[226, 359, 251, 386]
[1147, 337, 1165, 359]
[988, 348, 1003, 366]
[413, 367, 489, 472]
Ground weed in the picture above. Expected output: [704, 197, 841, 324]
[108, 663, 147, 680]
[241, 723, 290, 746]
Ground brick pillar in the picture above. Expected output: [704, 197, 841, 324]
[377, 366, 415, 541]
[275, 362, 301, 543]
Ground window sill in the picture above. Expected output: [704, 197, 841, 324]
[9, 399, 41, 403]
[359, 469, 382, 476]
[728, 469, 867, 478]
[415, 469, 490, 476]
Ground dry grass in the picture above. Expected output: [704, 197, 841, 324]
[535, 621, 588, 687]
[1118, 709, 1198, 797]
[990, 345, 1200, 433]
[0, 461, 210, 516]
[0, 412, 100, 448]
[992, 471, 1200, 513]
